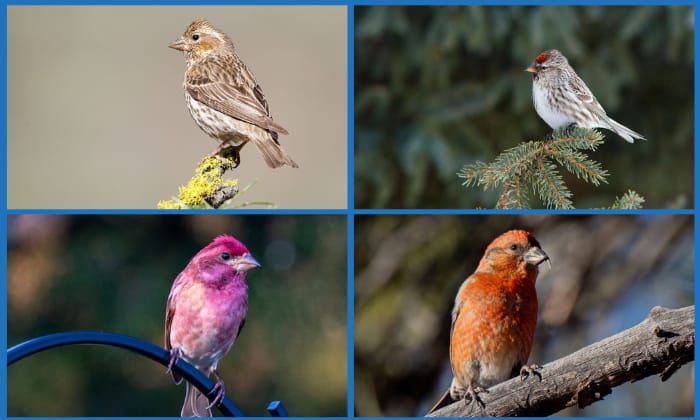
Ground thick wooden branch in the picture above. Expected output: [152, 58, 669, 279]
[427, 305, 694, 417]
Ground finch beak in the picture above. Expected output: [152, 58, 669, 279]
[525, 66, 538, 73]
[524, 247, 550, 269]
[168, 38, 188, 52]
[233, 253, 261, 273]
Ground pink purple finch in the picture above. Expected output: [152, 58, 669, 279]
[526, 49, 645, 143]
[165, 235, 260, 417]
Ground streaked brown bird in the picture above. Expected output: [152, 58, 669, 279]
[169, 19, 298, 169]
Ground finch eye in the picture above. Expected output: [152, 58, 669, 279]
[510, 244, 518, 251]
[192, 34, 200, 41]
[221, 252, 231, 260]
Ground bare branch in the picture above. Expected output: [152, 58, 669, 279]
[427, 305, 694, 417]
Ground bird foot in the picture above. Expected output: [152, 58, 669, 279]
[206, 371, 226, 409]
[202, 144, 240, 169]
[520, 363, 542, 382]
[564, 122, 579, 136]
[166, 347, 181, 375]
[463, 385, 488, 408]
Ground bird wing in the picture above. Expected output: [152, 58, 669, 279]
[165, 270, 188, 351]
[568, 74, 607, 115]
[448, 277, 471, 373]
[165, 272, 188, 384]
[449, 295, 462, 354]
[431, 284, 469, 415]
[164, 284, 177, 351]
[186, 55, 289, 135]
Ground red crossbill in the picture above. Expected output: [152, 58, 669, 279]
[429, 229, 548, 413]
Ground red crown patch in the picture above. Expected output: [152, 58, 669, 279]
[535, 51, 549, 64]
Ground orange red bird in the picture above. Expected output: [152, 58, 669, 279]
[429, 229, 549, 413]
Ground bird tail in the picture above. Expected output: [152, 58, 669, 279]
[426, 388, 454, 415]
[603, 116, 645, 143]
[181, 382, 212, 417]
[251, 131, 299, 168]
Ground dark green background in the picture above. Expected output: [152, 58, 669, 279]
[7, 215, 347, 416]
[355, 6, 693, 209]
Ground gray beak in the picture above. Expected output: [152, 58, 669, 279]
[233, 253, 261, 272]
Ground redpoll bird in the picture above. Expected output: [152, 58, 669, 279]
[526, 49, 645, 143]
[165, 235, 260, 417]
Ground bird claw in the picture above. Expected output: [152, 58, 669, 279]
[166, 347, 181, 375]
[564, 122, 579, 136]
[520, 363, 542, 382]
[203, 144, 240, 169]
[462, 385, 488, 408]
[206, 372, 226, 409]
[218, 146, 241, 168]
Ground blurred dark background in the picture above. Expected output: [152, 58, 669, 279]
[355, 6, 693, 209]
[7, 215, 346, 416]
[355, 215, 693, 416]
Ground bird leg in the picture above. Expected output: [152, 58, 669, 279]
[218, 145, 241, 168]
[564, 122, 579, 136]
[520, 363, 542, 382]
[463, 384, 488, 409]
[206, 370, 226, 409]
[204, 142, 241, 169]
[166, 347, 181, 375]
[547, 123, 579, 142]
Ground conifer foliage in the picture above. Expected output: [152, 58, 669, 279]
[459, 128, 644, 209]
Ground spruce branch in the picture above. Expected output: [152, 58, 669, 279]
[458, 128, 643, 209]
[610, 190, 645, 209]
[533, 158, 573, 209]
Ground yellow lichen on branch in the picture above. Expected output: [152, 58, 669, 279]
[158, 157, 239, 209]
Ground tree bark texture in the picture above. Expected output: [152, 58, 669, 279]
[426, 305, 694, 417]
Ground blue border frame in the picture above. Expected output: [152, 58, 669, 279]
[1, 2, 8, 418]
[3, 2, 699, 419]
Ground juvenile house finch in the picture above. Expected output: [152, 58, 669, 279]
[169, 19, 298, 168]
[165, 235, 260, 417]
[428, 230, 549, 414]
[526, 49, 645, 143]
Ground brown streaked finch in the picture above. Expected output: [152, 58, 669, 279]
[165, 235, 260, 417]
[526, 49, 645, 143]
[169, 19, 299, 168]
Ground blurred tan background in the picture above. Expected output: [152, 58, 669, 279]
[8, 6, 347, 209]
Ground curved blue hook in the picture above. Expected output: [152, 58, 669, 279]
[7, 331, 245, 416]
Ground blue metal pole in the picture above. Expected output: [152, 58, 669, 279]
[8, 331, 243, 416]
